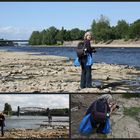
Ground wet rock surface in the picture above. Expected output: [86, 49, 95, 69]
[71, 94, 140, 138]
[0, 51, 140, 93]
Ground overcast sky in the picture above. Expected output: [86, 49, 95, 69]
[0, 2, 140, 39]
[0, 94, 69, 111]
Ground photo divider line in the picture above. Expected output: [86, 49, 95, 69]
[69, 93, 71, 139]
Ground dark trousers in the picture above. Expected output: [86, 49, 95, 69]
[91, 118, 106, 134]
[80, 64, 92, 88]
[96, 122, 106, 133]
[1, 125, 4, 137]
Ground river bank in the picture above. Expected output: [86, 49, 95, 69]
[0, 128, 69, 138]
[63, 39, 140, 48]
[0, 51, 140, 93]
[23, 39, 140, 48]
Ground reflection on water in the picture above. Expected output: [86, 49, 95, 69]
[5, 116, 69, 130]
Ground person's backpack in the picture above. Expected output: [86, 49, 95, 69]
[92, 99, 108, 123]
[79, 113, 93, 135]
[76, 41, 87, 58]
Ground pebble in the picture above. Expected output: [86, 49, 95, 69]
[0, 51, 139, 93]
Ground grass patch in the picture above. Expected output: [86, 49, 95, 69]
[124, 107, 140, 127]
[124, 107, 140, 118]
[99, 134, 108, 139]
[122, 94, 140, 99]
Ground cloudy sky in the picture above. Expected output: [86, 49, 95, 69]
[0, 2, 140, 40]
[0, 94, 69, 111]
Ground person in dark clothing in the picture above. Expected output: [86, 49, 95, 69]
[85, 94, 118, 134]
[80, 31, 96, 88]
[0, 112, 5, 137]
[48, 113, 52, 123]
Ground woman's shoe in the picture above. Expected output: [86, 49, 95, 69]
[86, 85, 94, 88]
[80, 86, 86, 89]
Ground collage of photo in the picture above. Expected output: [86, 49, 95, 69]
[0, 1, 140, 139]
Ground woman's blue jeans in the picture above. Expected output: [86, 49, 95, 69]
[80, 65, 92, 88]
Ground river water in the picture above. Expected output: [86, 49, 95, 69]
[0, 46, 140, 68]
[5, 116, 69, 130]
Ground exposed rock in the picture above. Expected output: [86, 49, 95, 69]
[109, 116, 140, 138]
[1, 128, 69, 138]
[0, 51, 140, 93]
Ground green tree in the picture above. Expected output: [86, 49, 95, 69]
[70, 28, 84, 40]
[64, 30, 71, 41]
[45, 26, 58, 45]
[40, 29, 47, 45]
[129, 19, 140, 39]
[29, 31, 41, 45]
[56, 27, 65, 44]
[109, 26, 117, 40]
[115, 20, 129, 39]
[3, 103, 12, 115]
[91, 15, 111, 42]
[80, 30, 86, 39]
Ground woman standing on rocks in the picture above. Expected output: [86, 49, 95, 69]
[79, 31, 96, 88]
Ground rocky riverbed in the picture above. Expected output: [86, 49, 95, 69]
[71, 94, 140, 138]
[0, 51, 140, 93]
[0, 128, 69, 138]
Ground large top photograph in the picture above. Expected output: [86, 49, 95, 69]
[0, 2, 140, 93]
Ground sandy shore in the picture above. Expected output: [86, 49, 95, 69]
[91, 44, 140, 48]
[0, 128, 69, 138]
[0, 51, 140, 93]
[62, 43, 140, 48]
[63, 39, 140, 48]
[71, 94, 140, 138]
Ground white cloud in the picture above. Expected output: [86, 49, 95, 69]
[0, 26, 40, 40]
[0, 94, 69, 111]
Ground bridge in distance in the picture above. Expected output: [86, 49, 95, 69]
[16, 106, 50, 116]
[0, 40, 29, 42]
[0, 40, 29, 46]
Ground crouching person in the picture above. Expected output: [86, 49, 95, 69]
[79, 94, 119, 135]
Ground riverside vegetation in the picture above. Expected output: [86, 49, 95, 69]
[28, 15, 140, 46]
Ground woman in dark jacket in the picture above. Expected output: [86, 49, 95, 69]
[85, 94, 118, 134]
[0, 112, 5, 137]
[80, 31, 96, 88]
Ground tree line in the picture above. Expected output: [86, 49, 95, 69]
[91, 15, 140, 43]
[29, 27, 85, 45]
[29, 15, 140, 45]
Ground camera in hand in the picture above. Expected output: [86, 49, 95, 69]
[116, 105, 119, 109]
[83, 48, 87, 55]
[91, 48, 96, 53]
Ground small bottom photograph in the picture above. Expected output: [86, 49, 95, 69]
[71, 94, 140, 139]
[0, 94, 69, 139]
